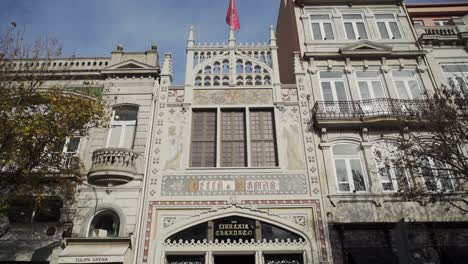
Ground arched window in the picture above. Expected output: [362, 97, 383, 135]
[213, 62, 221, 74]
[88, 210, 120, 237]
[204, 76, 211, 86]
[222, 76, 230, 86]
[107, 105, 138, 149]
[245, 62, 253, 73]
[195, 77, 202, 86]
[255, 76, 262, 85]
[264, 76, 271, 85]
[213, 76, 220, 86]
[245, 76, 253, 85]
[222, 60, 230, 74]
[254, 66, 262, 74]
[204, 66, 212, 75]
[236, 76, 244, 85]
[332, 144, 367, 192]
[236, 60, 244, 74]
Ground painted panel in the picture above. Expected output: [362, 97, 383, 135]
[161, 174, 308, 196]
[193, 89, 273, 105]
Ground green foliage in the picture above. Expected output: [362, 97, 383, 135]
[0, 26, 106, 211]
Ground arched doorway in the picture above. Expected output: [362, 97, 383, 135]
[162, 215, 309, 264]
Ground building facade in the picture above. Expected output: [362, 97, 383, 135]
[277, 0, 468, 263]
[2, 1, 468, 264]
[129, 25, 335, 264]
[0, 44, 162, 264]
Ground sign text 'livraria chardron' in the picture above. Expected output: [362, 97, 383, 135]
[215, 223, 253, 236]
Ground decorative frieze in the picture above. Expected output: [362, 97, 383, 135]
[160, 174, 308, 196]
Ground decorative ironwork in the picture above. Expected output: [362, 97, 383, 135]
[313, 98, 430, 121]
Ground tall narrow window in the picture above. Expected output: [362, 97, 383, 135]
[320, 71, 348, 101]
[343, 14, 368, 40]
[421, 158, 454, 192]
[442, 64, 468, 96]
[250, 109, 278, 167]
[376, 14, 402, 39]
[392, 70, 422, 99]
[63, 136, 81, 168]
[191, 110, 217, 167]
[221, 110, 246, 167]
[356, 71, 386, 100]
[106, 106, 138, 149]
[310, 15, 334, 40]
[332, 144, 367, 192]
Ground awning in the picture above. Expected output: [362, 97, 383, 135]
[58, 238, 131, 264]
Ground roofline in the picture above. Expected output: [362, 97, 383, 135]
[406, 2, 468, 8]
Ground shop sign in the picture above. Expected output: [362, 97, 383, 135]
[59, 256, 124, 263]
[213, 217, 255, 241]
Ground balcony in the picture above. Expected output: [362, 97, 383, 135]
[415, 25, 468, 46]
[88, 148, 141, 186]
[312, 98, 429, 128]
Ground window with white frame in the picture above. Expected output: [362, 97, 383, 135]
[309, 14, 334, 40]
[332, 144, 367, 192]
[63, 136, 81, 167]
[375, 14, 402, 39]
[421, 157, 454, 192]
[320, 71, 349, 101]
[373, 143, 410, 192]
[190, 108, 278, 168]
[413, 20, 424, 26]
[392, 70, 423, 99]
[342, 14, 368, 40]
[356, 71, 386, 100]
[106, 105, 138, 149]
[441, 64, 468, 95]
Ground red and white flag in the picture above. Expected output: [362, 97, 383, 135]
[226, 0, 240, 31]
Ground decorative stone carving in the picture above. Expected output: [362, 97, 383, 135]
[163, 217, 177, 228]
[193, 89, 273, 105]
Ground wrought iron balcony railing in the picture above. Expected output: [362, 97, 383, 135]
[313, 98, 429, 121]
[88, 148, 141, 186]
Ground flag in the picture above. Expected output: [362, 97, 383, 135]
[226, 0, 240, 31]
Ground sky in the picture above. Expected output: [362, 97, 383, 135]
[0, 0, 466, 84]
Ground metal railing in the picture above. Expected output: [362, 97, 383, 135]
[313, 98, 429, 120]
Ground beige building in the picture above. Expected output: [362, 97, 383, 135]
[277, 0, 468, 263]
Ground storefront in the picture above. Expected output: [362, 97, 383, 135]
[158, 215, 312, 264]
[58, 238, 132, 264]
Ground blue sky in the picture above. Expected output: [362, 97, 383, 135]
[0, 0, 466, 83]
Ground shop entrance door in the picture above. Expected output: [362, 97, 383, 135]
[214, 255, 255, 264]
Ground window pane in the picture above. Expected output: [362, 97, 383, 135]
[422, 159, 437, 191]
[356, 71, 379, 78]
[335, 82, 348, 101]
[357, 23, 368, 39]
[311, 23, 322, 40]
[221, 110, 246, 167]
[376, 14, 395, 19]
[324, 23, 334, 40]
[393, 70, 415, 78]
[320, 71, 343, 78]
[123, 124, 136, 149]
[321, 82, 334, 101]
[108, 125, 122, 147]
[335, 159, 348, 181]
[395, 81, 410, 99]
[343, 14, 362, 20]
[377, 22, 389, 39]
[250, 110, 277, 167]
[191, 111, 217, 167]
[333, 144, 359, 156]
[114, 107, 138, 121]
[310, 15, 330, 20]
[371, 81, 385, 98]
[389, 22, 402, 39]
[359, 81, 371, 100]
[434, 160, 453, 191]
[344, 23, 356, 40]
[380, 167, 394, 191]
[350, 159, 366, 191]
[67, 137, 80, 153]
[408, 81, 421, 99]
